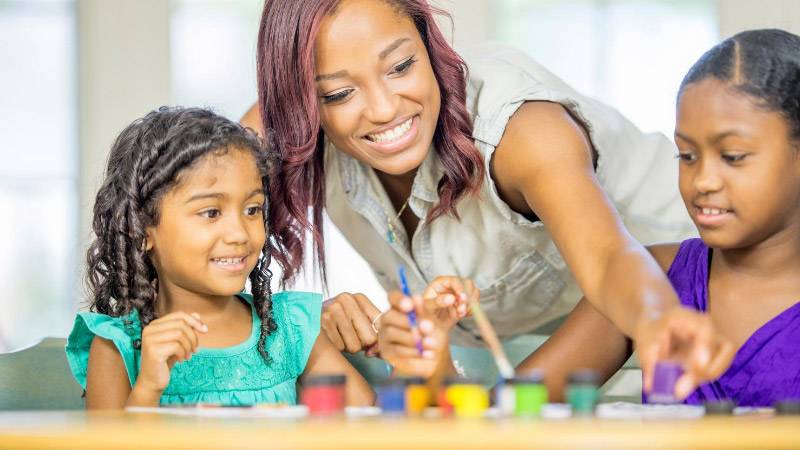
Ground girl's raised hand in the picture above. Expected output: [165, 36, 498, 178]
[378, 292, 450, 377]
[136, 312, 208, 393]
[421, 275, 478, 329]
[636, 306, 736, 400]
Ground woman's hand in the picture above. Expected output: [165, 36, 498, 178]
[321, 292, 381, 354]
[636, 306, 736, 400]
[136, 312, 207, 394]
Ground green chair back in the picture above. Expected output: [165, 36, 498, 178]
[0, 337, 84, 410]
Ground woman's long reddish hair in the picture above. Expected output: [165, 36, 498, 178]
[257, 0, 485, 286]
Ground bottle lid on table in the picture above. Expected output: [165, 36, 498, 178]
[302, 374, 347, 386]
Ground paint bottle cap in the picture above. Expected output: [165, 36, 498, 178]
[379, 378, 408, 388]
[568, 369, 599, 385]
[775, 400, 800, 415]
[704, 399, 736, 415]
[302, 374, 346, 387]
[403, 376, 426, 385]
[510, 370, 545, 384]
[445, 376, 484, 386]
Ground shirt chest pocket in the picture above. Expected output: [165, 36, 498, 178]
[459, 251, 566, 340]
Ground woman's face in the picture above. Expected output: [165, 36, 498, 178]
[314, 0, 441, 176]
[676, 78, 800, 250]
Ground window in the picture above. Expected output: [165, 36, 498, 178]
[494, 0, 718, 135]
[0, 0, 77, 352]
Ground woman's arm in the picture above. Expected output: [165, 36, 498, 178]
[493, 102, 733, 395]
[241, 102, 264, 136]
[517, 244, 681, 401]
[303, 332, 376, 406]
[493, 101, 674, 335]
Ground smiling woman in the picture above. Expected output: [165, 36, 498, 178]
[245, 0, 736, 395]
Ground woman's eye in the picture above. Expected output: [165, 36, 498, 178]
[722, 153, 747, 163]
[676, 152, 696, 163]
[200, 208, 220, 219]
[390, 57, 417, 75]
[245, 205, 263, 216]
[321, 89, 353, 104]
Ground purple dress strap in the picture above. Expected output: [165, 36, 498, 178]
[654, 239, 800, 407]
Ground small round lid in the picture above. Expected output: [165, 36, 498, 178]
[302, 374, 346, 386]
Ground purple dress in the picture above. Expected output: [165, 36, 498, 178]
[664, 238, 800, 407]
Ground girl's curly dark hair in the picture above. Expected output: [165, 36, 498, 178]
[86, 106, 278, 363]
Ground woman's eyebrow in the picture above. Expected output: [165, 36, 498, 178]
[379, 37, 410, 60]
[315, 38, 411, 82]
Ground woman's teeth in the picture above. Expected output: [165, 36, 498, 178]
[367, 118, 412, 143]
[701, 208, 729, 215]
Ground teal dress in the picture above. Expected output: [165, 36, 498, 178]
[65, 291, 321, 406]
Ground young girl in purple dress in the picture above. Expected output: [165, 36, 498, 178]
[520, 28, 800, 406]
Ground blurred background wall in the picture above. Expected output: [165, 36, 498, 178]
[1, 0, 798, 352]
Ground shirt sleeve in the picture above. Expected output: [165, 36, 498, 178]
[272, 291, 323, 377]
[64, 311, 141, 389]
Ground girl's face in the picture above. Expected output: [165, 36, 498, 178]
[146, 147, 266, 298]
[314, 0, 441, 176]
[675, 78, 800, 250]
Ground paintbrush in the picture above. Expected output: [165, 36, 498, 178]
[447, 255, 515, 379]
[467, 297, 516, 379]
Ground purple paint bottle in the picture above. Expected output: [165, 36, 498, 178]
[649, 362, 683, 404]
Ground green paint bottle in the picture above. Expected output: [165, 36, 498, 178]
[514, 371, 548, 417]
[566, 370, 600, 416]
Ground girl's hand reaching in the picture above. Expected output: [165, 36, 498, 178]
[136, 312, 208, 394]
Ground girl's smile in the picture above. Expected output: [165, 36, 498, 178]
[692, 204, 735, 228]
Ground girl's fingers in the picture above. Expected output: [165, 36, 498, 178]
[383, 343, 428, 359]
[382, 325, 421, 348]
[419, 319, 434, 334]
[380, 309, 413, 330]
[388, 291, 415, 313]
[152, 311, 207, 333]
[150, 329, 195, 360]
[145, 320, 200, 352]
[422, 276, 465, 302]
[152, 341, 188, 363]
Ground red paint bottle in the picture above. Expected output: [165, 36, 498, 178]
[301, 374, 346, 416]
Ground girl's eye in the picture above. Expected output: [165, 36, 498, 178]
[390, 57, 417, 75]
[245, 205, 263, 216]
[321, 89, 353, 104]
[676, 152, 697, 163]
[200, 208, 220, 219]
[722, 153, 747, 163]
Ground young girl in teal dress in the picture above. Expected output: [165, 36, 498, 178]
[66, 107, 374, 409]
